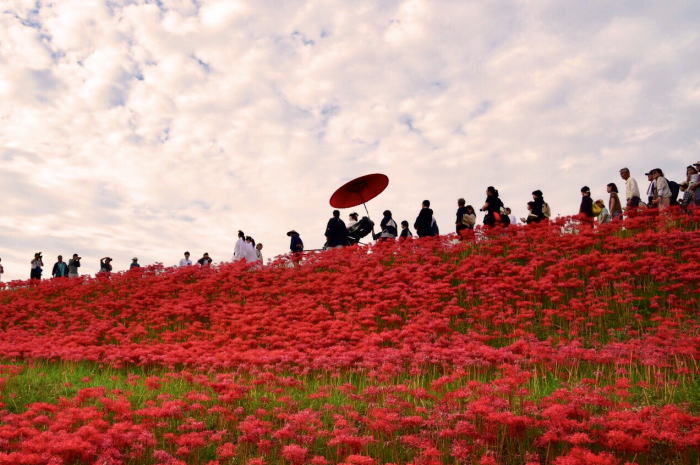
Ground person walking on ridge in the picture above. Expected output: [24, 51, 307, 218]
[0, 257, 4, 282]
[325, 210, 348, 248]
[99, 257, 113, 273]
[130, 258, 141, 269]
[68, 254, 81, 278]
[399, 221, 413, 239]
[480, 186, 504, 227]
[197, 253, 213, 266]
[256, 243, 264, 263]
[52, 255, 69, 278]
[414, 200, 435, 237]
[579, 186, 595, 228]
[645, 171, 656, 208]
[455, 198, 469, 234]
[652, 169, 672, 210]
[607, 183, 623, 219]
[619, 168, 641, 209]
[30, 253, 43, 280]
[288, 230, 304, 253]
[531, 190, 547, 222]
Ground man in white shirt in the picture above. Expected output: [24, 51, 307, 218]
[619, 168, 641, 208]
[233, 230, 246, 261]
[179, 251, 192, 266]
[505, 207, 518, 226]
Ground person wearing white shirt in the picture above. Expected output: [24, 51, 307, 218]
[233, 230, 246, 261]
[347, 212, 359, 229]
[255, 243, 264, 264]
[505, 208, 518, 226]
[244, 236, 258, 262]
[179, 251, 192, 267]
[619, 168, 641, 208]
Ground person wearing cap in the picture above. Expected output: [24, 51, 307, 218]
[197, 253, 213, 266]
[179, 251, 192, 267]
[52, 255, 69, 278]
[130, 258, 141, 269]
[652, 168, 672, 210]
[99, 257, 113, 273]
[325, 210, 348, 248]
[68, 253, 81, 278]
[30, 253, 43, 280]
[645, 171, 657, 208]
[233, 230, 246, 261]
[619, 168, 641, 209]
[579, 186, 594, 228]
[348, 212, 359, 229]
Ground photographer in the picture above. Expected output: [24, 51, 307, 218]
[30, 252, 43, 280]
[99, 257, 113, 273]
[68, 254, 81, 278]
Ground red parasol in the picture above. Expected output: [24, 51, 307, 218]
[329, 173, 389, 209]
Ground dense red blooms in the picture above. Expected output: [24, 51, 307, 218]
[0, 210, 698, 464]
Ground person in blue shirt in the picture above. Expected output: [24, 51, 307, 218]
[52, 255, 69, 278]
[287, 230, 304, 253]
[130, 257, 141, 269]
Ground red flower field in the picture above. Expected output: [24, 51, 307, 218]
[0, 211, 698, 465]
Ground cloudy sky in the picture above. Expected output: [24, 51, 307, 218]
[1, 0, 699, 281]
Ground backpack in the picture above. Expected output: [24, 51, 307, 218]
[542, 202, 551, 218]
[668, 180, 680, 205]
[462, 213, 475, 227]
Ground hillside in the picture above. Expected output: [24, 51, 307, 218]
[0, 211, 699, 465]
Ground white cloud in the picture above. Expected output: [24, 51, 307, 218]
[0, 0, 699, 281]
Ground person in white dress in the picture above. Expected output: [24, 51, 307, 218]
[244, 236, 258, 262]
[233, 230, 246, 261]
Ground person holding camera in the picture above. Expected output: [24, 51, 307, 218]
[30, 252, 43, 280]
[99, 257, 113, 273]
[68, 254, 81, 278]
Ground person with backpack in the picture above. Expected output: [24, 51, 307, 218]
[52, 255, 69, 278]
[607, 183, 623, 219]
[652, 169, 672, 210]
[414, 200, 435, 237]
[480, 186, 504, 227]
[325, 210, 348, 248]
[455, 198, 469, 234]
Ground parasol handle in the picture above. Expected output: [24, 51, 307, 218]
[363, 202, 377, 236]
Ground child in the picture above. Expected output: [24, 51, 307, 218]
[595, 200, 611, 224]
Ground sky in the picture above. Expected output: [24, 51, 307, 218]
[1, 0, 699, 281]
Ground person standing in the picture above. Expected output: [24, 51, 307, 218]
[682, 165, 699, 208]
[244, 236, 258, 262]
[197, 253, 213, 266]
[645, 171, 657, 207]
[99, 257, 113, 273]
[619, 168, 641, 208]
[347, 212, 359, 229]
[531, 190, 547, 222]
[52, 255, 69, 278]
[287, 230, 304, 253]
[399, 221, 413, 239]
[30, 253, 43, 280]
[376, 210, 398, 240]
[256, 243, 264, 263]
[0, 257, 4, 282]
[652, 168, 672, 210]
[179, 251, 192, 267]
[607, 183, 623, 219]
[414, 200, 435, 237]
[690, 161, 700, 206]
[233, 231, 246, 261]
[130, 258, 141, 269]
[325, 210, 348, 248]
[455, 198, 469, 234]
[462, 205, 477, 229]
[480, 186, 504, 227]
[521, 202, 538, 224]
[68, 253, 81, 278]
[579, 186, 595, 227]
[505, 208, 518, 226]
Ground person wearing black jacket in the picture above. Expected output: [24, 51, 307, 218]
[52, 255, 69, 278]
[531, 190, 545, 222]
[579, 186, 594, 227]
[414, 200, 435, 237]
[325, 210, 348, 248]
[480, 186, 504, 227]
[376, 210, 398, 240]
[455, 198, 468, 234]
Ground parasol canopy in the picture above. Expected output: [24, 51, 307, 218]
[329, 173, 389, 208]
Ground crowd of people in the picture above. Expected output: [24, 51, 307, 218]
[1, 162, 698, 283]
